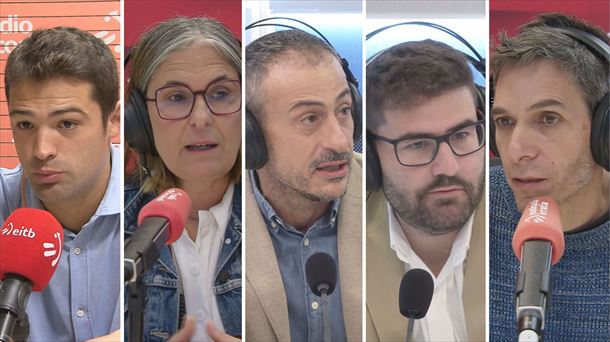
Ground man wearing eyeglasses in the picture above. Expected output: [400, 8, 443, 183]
[365, 40, 486, 342]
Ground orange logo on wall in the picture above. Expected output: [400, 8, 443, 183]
[0, 0, 121, 169]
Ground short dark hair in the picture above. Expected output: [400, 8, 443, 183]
[5, 27, 119, 125]
[246, 29, 340, 120]
[492, 13, 609, 118]
[367, 39, 476, 131]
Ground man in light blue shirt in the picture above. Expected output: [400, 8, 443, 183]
[1, 27, 121, 341]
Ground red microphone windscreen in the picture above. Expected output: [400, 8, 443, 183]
[137, 188, 191, 244]
[0, 208, 64, 291]
[512, 197, 565, 264]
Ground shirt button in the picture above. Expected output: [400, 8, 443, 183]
[74, 247, 81, 255]
[303, 238, 310, 247]
[311, 301, 319, 310]
[224, 238, 231, 244]
[76, 309, 85, 317]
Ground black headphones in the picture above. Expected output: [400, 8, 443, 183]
[365, 22, 486, 190]
[490, 27, 609, 171]
[244, 17, 362, 170]
[124, 51, 159, 156]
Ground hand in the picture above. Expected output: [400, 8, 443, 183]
[206, 321, 240, 342]
[169, 315, 196, 342]
[85, 329, 121, 341]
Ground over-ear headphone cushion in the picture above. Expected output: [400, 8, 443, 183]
[366, 135, 382, 191]
[125, 88, 157, 156]
[245, 109, 268, 170]
[591, 92, 609, 171]
[349, 82, 362, 141]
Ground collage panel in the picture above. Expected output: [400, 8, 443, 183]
[244, 1, 363, 341]
[0, 0, 121, 341]
[123, 1, 242, 341]
[488, 1, 610, 341]
[365, 1, 487, 341]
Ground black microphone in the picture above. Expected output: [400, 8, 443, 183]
[399, 268, 434, 342]
[124, 188, 191, 283]
[306, 252, 337, 342]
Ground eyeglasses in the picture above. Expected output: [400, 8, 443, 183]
[145, 80, 241, 120]
[369, 120, 485, 166]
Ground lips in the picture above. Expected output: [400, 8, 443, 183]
[185, 141, 218, 152]
[511, 177, 547, 189]
[428, 185, 464, 194]
[33, 170, 64, 184]
[315, 160, 348, 179]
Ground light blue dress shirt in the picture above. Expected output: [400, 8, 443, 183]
[0, 145, 121, 341]
[250, 170, 347, 342]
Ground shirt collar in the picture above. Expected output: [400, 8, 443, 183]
[388, 203, 474, 279]
[249, 170, 340, 234]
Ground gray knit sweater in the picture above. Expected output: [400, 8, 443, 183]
[489, 166, 609, 341]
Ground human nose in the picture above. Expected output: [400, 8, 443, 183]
[187, 94, 214, 128]
[431, 141, 459, 177]
[320, 114, 351, 152]
[504, 124, 538, 163]
[32, 128, 58, 161]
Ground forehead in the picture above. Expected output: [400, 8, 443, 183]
[261, 51, 346, 97]
[149, 43, 238, 86]
[8, 77, 96, 110]
[494, 60, 587, 113]
[377, 86, 478, 137]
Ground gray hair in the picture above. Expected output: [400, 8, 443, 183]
[492, 13, 609, 117]
[246, 29, 340, 119]
[129, 16, 241, 95]
[127, 16, 242, 194]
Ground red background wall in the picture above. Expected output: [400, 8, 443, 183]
[124, 0, 241, 51]
[490, 0, 609, 39]
[0, 0, 121, 168]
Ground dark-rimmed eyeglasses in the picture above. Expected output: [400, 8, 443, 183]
[145, 80, 241, 120]
[369, 120, 485, 166]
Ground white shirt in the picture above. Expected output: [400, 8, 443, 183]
[388, 205, 474, 342]
[173, 183, 234, 342]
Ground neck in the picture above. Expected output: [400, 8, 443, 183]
[178, 175, 231, 241]
[42, 161, 111, 234]
[255, 169, 330, 232]
[396, 214, 460, 277]
[560, 170, 609, 231]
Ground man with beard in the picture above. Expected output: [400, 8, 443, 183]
[489, 13, 609, 340]
[365, 40, 486, 341]
[244, 30, 362, 341]
[0, 28, 120, 341]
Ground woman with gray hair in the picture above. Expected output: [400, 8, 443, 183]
[124, 16, 242, 342]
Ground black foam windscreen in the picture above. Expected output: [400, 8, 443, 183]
[399, 268, 434, 319]
[305, 252, 338, 296]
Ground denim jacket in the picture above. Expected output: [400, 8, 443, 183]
[124, 182, 242, 341]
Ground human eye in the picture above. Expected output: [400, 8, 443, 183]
[14, 121, 33, 130]
[403, 139, 430, 151]
[337, 105, 352, 119]
[494, 116, 513, 128]
[58, 120, 79, 130]
[452, 129, 470, 141]
[540, 112, 560, 126]
[301, 113, 320, 126]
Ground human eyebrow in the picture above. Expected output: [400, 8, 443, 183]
[392, 118, 479, 140]
[9, 107, 87, 117]
[526, 98, 566, 111]
[335, 88, 351, 103]
[159, 75, 236, 89]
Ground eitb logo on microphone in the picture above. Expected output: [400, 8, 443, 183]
[1, 221, 36, 238]
[524, 199, 549, 224]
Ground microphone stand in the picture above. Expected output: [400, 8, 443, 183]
[0, 276, 31, 342]
[405, 318, 414, 342]
[127, 279, 145, 342]
[317, 284, 331, 342]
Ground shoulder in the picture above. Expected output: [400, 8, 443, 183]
[0, 166, 25, 218]
[124, 181, 156, 233]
